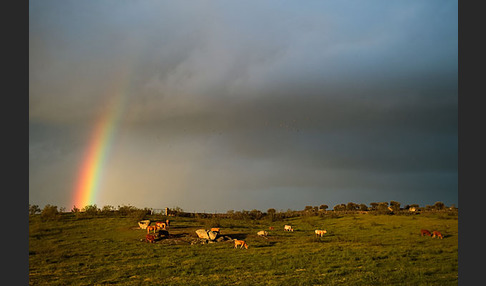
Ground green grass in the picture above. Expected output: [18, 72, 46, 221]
[29, 213, 458, 285]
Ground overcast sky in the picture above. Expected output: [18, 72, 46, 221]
[29, 0, 458, 212]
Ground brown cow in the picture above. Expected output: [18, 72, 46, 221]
[420, 229, 432, 237]
[146, 234, 156, 243]
[269, 226, 275, 231]
[234, 239, 249, 249]
[432, 231, 443, 239]
[210, 228, 220, 233]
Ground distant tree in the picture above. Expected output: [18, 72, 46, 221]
[171, 206, 184, 216]
[359, 204, 368, 211]
[101, 205, 115, 214]
[333, 204, 346, 211]
[118, 205, 137, 216]
[71, 205, 80, 213]
[369, 202, 379, 211]
[267, 208, 276, 221]
[130, 208, 150, 221]
[83, 204, 99, 216]
[319, 204, 328, 211]
[376, 202, 391, 214]
[346, 202, 358, 211]
[29, 204, 41, 215]
[41, 204, 59, 221]
[304, 206, 314, 212]
[390, 201, 401, 212]
[250, 209, 263, 220]
[433, 201, 446, 211]
[267, 208, 276, 215]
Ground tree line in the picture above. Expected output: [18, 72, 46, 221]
[29, 200, 457, 222]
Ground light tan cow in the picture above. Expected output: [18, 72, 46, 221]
[315, 230, 327, 237]
[234, 239, 249, 249]
[257, 230, 268, 237]
[138, 220, 151, 229]
[284, 225, 294, 232]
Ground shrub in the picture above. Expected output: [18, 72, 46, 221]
[129, 209, 150, 221]
[101, 205, 115, 217]
[82, 205, 100, 217]
[29, 204, 41, 215]
[40, 204, 59, 221]
[117, 205, 138, 216]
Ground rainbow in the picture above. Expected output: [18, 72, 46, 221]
[71, 72, 129, 209]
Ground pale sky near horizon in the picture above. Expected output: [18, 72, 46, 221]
[29, 0, 458, 212]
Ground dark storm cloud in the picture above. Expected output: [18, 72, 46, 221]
[29, 0, 458, 211]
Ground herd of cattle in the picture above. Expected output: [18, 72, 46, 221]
[140, 220, 330, 248]
[140, 220, 444, 248]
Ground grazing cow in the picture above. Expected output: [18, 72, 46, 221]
[138, 220, 151, 229]
[210, 228, 220, 233]
[420, 229, 432, 237]
[146, 234, 156, 243]
[269, 226, 275, 231]
[147, 225, 158, 234]
[284, 225, 294, 232]
[315, 230, 327, 237]
[257, 230, 268, 237]
[156, 221, 167, 230]
[234, 239, 249, 249]
[432, 231, 443, 239]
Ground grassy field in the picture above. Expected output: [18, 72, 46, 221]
[29, 212, 458, 285]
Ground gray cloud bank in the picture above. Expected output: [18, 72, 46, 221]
[29, 0, 458, 211]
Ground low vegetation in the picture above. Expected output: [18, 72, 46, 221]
[29, 204, 458, 285]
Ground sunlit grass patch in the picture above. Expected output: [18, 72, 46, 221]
[29, 213, 457, 285]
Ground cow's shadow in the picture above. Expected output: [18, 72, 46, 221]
[252, 241, 277, 248]
[169, 225, 191, 229]
[227, 233, 248, 240]
[167, 232, 186, 239]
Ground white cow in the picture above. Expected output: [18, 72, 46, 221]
[315, 229, 327, 237]
[284, 225, 294, 232]
[257, 230, 268, 237]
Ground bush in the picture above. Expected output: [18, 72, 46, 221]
[82, 205, 100, 217]
[29, 204, 41, 215]
[129, 209, 150, 221]
[40, 204, 59, 221]
[117, 205, 138, 216]
[101, 205, 116, 217]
